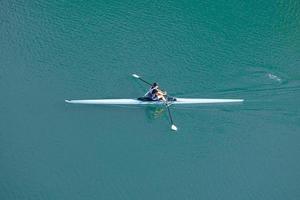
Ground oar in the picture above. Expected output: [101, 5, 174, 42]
[132, 74, 152, 86]
[166, 103, 178, 131]
[132, 73, 168, 93]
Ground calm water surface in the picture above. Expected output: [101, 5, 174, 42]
[1, 1, 300, 199]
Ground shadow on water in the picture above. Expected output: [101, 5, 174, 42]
[144, 105, 166, 120]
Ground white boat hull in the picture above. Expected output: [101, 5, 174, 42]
[65, 98, 244, 105]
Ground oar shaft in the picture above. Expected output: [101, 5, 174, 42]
[132, 74, 153, 86]
[166, 103, 177, 131]
[167, 105, 174, 125]
[138, 78, 152, 86]
[133, 73, 167, 92]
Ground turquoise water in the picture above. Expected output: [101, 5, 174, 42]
[1, 1, 300, 199]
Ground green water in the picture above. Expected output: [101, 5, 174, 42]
[1, 1, 300, 199]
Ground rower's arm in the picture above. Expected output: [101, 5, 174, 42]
[158, 89, 167, 95]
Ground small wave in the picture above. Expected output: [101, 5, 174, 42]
[267, 73, 282, 82]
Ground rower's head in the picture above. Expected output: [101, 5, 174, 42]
[152, 82, 159, 89]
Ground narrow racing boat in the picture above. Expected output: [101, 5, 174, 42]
[65, 98, 244, 105]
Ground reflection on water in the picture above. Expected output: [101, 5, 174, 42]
[145, 105, 166, 120]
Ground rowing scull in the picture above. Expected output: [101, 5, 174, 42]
[65, 98, 244, 105]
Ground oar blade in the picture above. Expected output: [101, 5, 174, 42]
[171, 124, 178, 131]
[132, 74, 140, 79]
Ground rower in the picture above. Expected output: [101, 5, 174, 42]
[145, 83, 167, 101]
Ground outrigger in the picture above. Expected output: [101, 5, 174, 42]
[65, 74, 244, 131]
